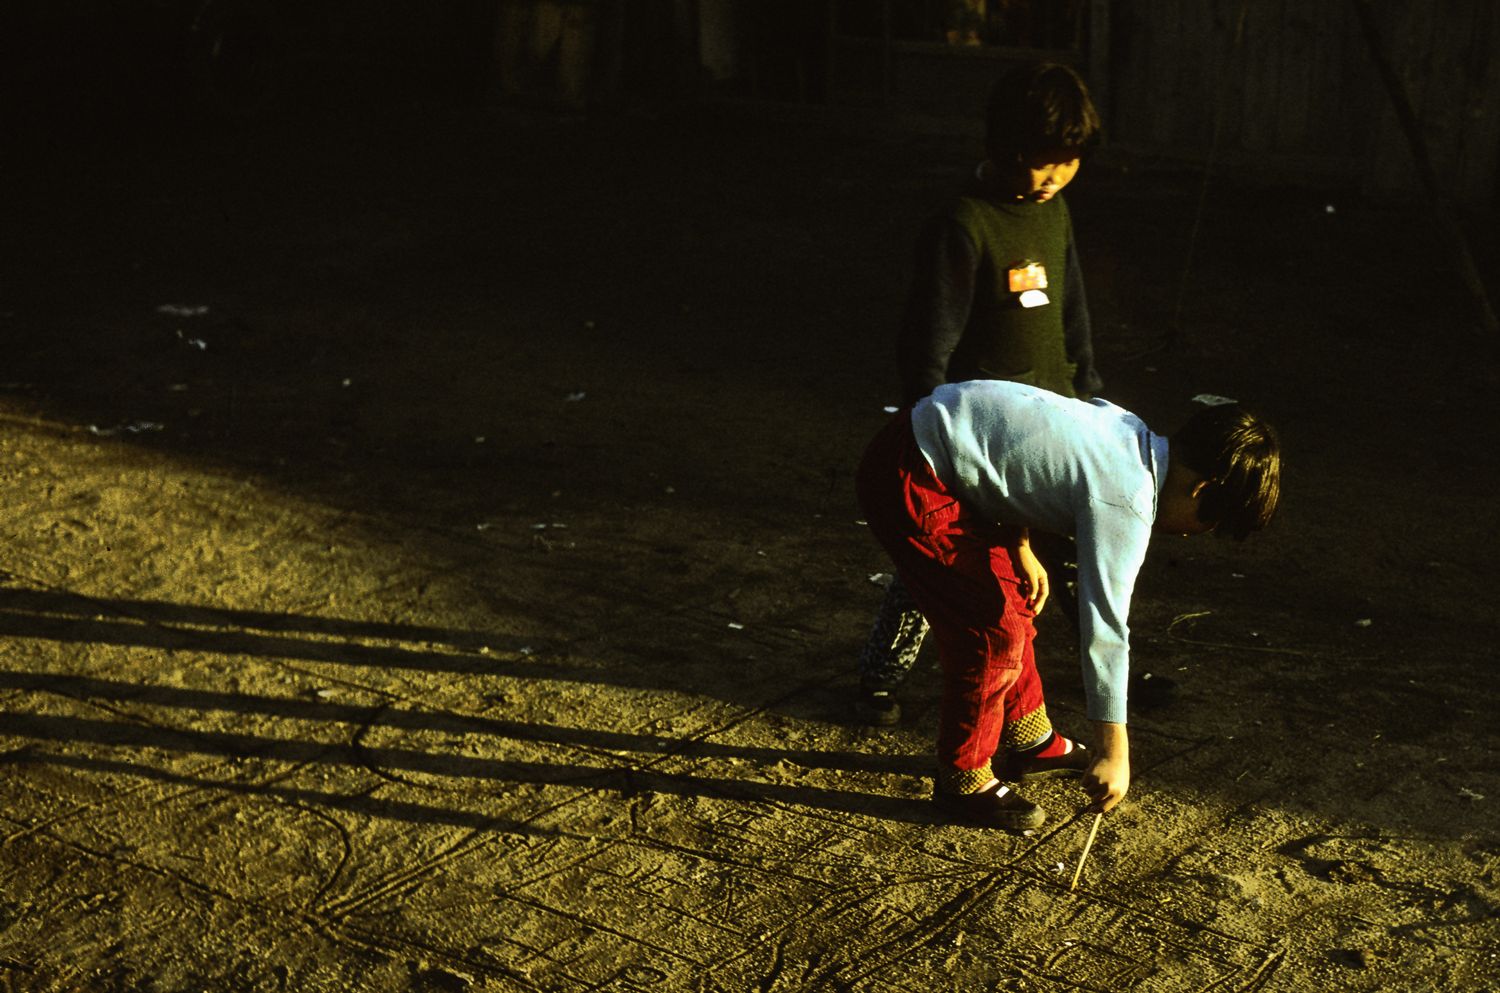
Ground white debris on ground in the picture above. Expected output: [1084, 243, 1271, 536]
[88, 421, 165, 437]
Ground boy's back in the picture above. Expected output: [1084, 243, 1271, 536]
[912, 380, 1160, 538]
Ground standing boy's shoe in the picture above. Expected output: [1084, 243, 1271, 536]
[855, 684, 901, 725]
[995, 731, 1090, 781]
[933, 781, 1046, 831]
[855, 675, 902, 725]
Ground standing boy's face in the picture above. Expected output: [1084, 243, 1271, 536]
[1012, 148, 1081, 202]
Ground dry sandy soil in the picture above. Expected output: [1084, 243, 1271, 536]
[1, 96, 1497, 992]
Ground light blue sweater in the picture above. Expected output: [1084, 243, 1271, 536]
[911, 381, 1169, 724]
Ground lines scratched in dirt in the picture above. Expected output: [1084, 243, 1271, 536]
[1, 555, 1479, 992]
[0, 578, 1293, 991]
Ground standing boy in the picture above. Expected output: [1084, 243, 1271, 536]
[858, 62, 1103, 724]
[857, 382, 1280, 828]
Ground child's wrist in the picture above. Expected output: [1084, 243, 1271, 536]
[1091, 720, 1129, 759]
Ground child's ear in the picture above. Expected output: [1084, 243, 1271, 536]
[1188, 477, 1221, 533]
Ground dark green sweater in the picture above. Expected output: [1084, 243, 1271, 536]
[896, 189, 1099, 404]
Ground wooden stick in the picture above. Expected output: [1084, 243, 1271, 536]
[1069, 813, 1103, 892]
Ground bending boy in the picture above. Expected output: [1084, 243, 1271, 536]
[856, 381, 1280, 829]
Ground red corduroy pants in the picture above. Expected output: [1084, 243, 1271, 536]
[856, 411, 1046, 775]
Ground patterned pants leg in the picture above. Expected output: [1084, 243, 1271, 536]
[856, 575, 929, 691]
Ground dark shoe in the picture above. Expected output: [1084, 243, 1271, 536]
[933, 781, 1046, 831]
[855, 686, 901, 726]
[996, 733, 1090, 781]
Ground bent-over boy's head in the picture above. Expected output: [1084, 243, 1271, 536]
[1169, 402, 1282, 540]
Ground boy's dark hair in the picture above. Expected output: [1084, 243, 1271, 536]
[1172, 403, 1282, 540]
[986, 62, 1101, 162]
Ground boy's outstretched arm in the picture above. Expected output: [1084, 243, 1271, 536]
[1083, 721, 1129, 811]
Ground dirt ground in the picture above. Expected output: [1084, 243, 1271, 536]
[1, 95, 1498, 992]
